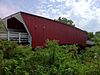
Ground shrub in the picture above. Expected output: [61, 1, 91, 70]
[0, 40, 100, 75]
[0, 40, 18, 59]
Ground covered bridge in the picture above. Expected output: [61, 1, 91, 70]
[1, 12, 88, 48]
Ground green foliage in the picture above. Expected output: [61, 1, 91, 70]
[0, 40, 18, 59]
[87, 31, 100, 45]
[91, 32, 100, 45]
[88, 32, 94, 40]
[80, 45, 100, 75]
[0, 40, 100, 75]
[55, 17, 75, 26]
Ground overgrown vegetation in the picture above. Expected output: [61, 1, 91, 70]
[88, 32, 100, 45]
[0, 38, 100, 75]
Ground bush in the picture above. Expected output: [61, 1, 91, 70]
[0, 40, 100, 75]
[0, 40, 18, 59]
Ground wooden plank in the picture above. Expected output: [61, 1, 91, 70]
[8, 31, 10, 41]
[0, 32, 29, 43]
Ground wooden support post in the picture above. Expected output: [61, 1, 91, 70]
[28, 35, 32, 46]
[7, 31, 10, 41]
[19, 33, 21, 43]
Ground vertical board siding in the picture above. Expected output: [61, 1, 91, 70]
[21, 12, 88, 48]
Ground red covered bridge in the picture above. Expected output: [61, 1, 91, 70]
[2, 12, 88, 48]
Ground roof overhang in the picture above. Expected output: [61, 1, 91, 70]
[2, 12, 31, 35]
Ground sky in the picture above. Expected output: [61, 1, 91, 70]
[0, 0, 100, 32]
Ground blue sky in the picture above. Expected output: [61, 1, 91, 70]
[0, 0, 100, 32]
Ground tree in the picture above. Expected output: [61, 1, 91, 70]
[95, 31, 100, 36]
[55, 17, 75, 26]
[92, 32, 100, 45]
[87, 31, 100, 45]
[88, 32, 94, 40]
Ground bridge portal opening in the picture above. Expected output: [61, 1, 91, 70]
[7, 17, 27, 32]
[6, 17, 29, 44]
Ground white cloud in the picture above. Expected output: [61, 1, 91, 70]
[49, 0, 56, 2]
[56, 0, 66, 2]
[0, 0, 100, 32]
[50, 0, 66, 2]
[38, 0, 100, 32]
[0, 4, 19, 18]
[95, 8, 100, 22]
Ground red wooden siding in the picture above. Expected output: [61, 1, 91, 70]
[21, 12, 87, 48]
